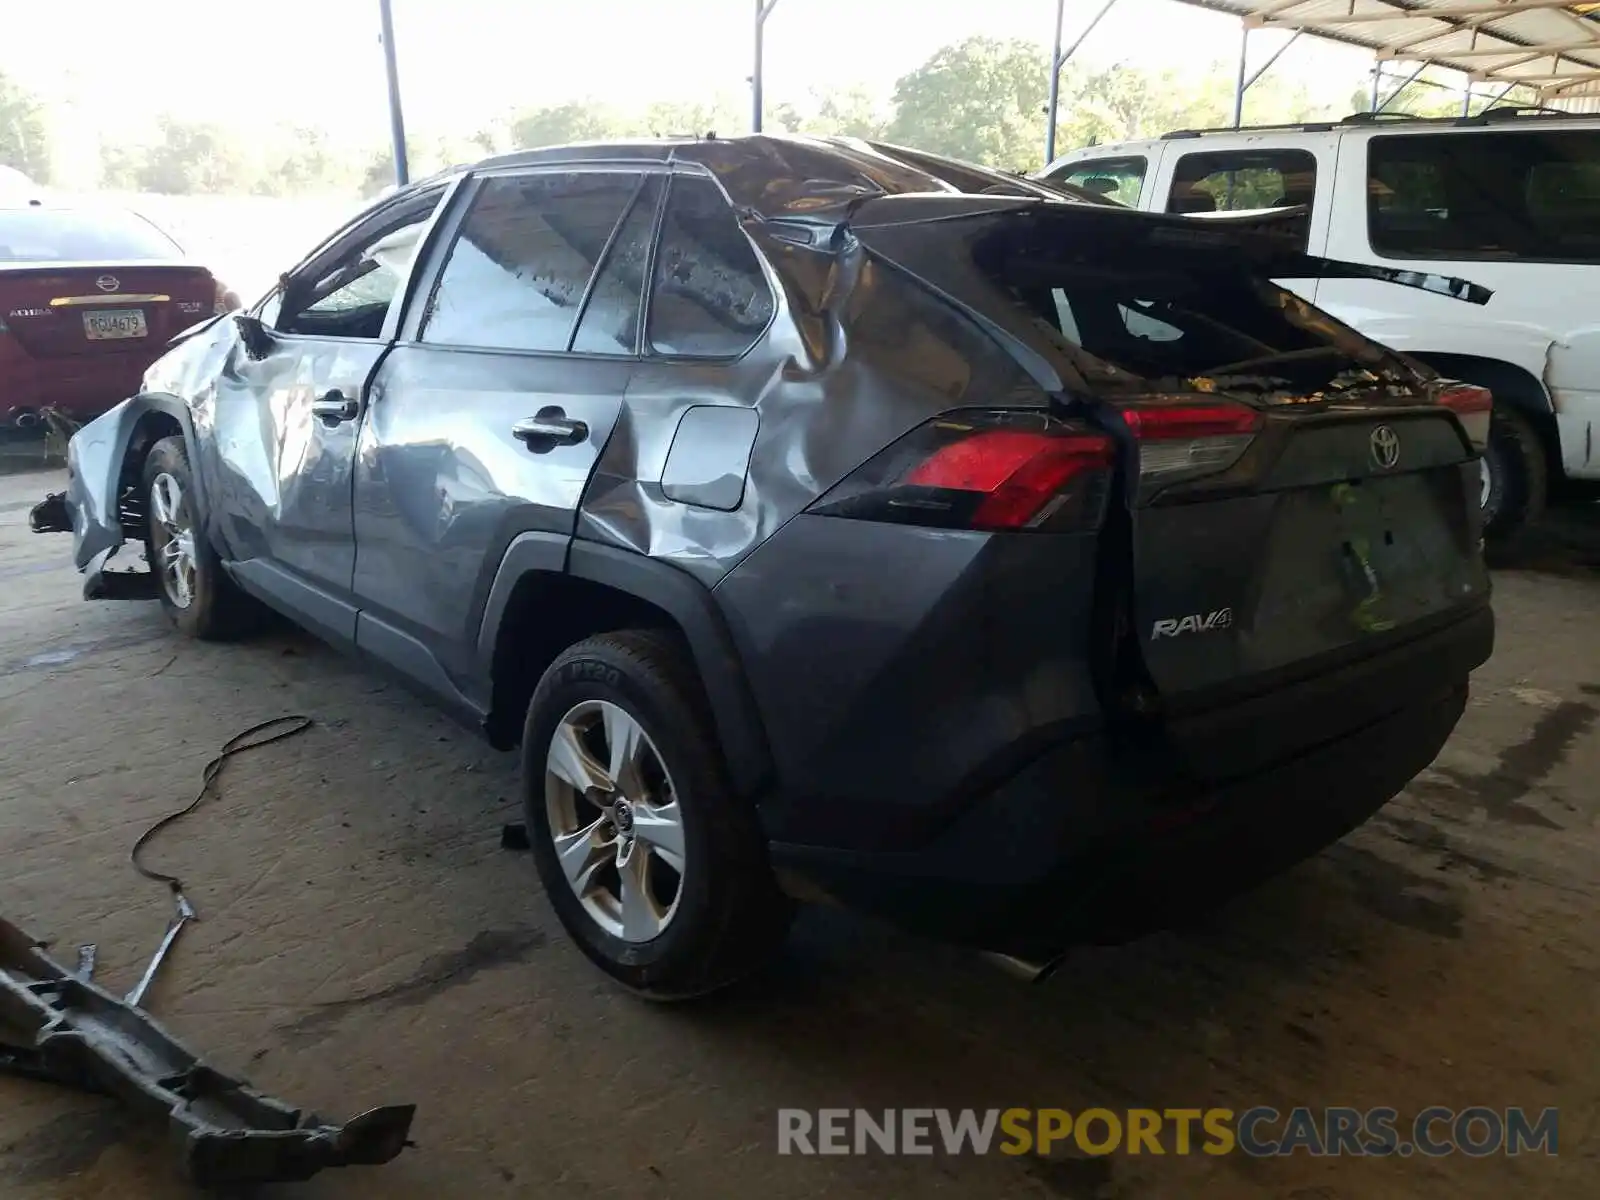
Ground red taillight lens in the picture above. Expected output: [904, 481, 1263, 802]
[1119, 399, 1263, 485]
[1436, 382, 1492, 451]
[809, 414, 1115, 532]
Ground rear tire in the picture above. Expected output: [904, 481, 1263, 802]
[1481, 406, 1547, 544]
[521, 629, 792, 1000]
[141, 436, 259, 640]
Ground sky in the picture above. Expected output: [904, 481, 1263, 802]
[2, 0, 1380, 144]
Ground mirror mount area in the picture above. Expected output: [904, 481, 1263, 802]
[234, 313, 276, 360]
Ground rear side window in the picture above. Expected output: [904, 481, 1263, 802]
[647, 175, 775, 358]
[1368, 130, 1600, 263]
[1166, 149, 1317, 223]
[1048, 156, 1146, 207]
[421, 171, 638, 352]
[571, 176, 663, 355]
[0, 209, 181, 263]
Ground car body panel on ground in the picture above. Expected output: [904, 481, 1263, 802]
[35, 135, 1494, 978]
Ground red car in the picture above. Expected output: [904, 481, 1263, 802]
[1, 203, 239, 428]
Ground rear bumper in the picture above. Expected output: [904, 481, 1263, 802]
[770, 605, 1490, 959]
[2, 354, 153, 423]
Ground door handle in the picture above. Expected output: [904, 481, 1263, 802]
[311, 389, 360, 424]
[512, 408, 588, 451]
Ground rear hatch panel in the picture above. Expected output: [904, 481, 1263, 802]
[846, 197, 1492, 779]
[1135, 407, 1487, 708]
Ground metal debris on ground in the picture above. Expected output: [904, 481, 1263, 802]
[0, 919, 416, 1188]
[0, 714, 419, 1187]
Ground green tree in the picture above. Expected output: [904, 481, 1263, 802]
[253, 125, 349, 196]
[506, 101, 629, 149]
[802, 85, 890, 140]
[638, 96, 744, 139]
[136, 117, 253, 194]
[768, 101, 806, 134]
[0, 71, 51, 182]
[886, 37, 1049, 169]
[98, 140, 145, 191]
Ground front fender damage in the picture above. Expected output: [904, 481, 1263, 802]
[28, 396, 183, 599]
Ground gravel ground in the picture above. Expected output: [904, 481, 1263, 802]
[1, 453, 1596, 1200]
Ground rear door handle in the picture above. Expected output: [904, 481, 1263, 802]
[311, 389, 360, 424]
[512, 409, 588, 451]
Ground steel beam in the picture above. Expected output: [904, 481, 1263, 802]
[1232, 25, 1250, 128]
[1245, 29, 1303, 90]
[1376, 62, 1431, 112]
[752, 0, 781, 133]
[1268, 0, 1592, 24]
[378, 0, 408, 186]
[1044, 0, 1122, 164]
[1045, 0, 1068, 163]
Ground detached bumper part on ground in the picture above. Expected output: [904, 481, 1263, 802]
[0, 920, 415, 1188]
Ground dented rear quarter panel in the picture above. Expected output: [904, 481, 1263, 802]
[574, 219, 1048, 589]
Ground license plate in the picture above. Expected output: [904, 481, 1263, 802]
[83, 309, 147, 340]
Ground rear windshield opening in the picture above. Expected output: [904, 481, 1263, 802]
[0, 208, 183, 264]
[973, 219, 1405, 395]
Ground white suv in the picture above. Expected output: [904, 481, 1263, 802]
[1040, 110, 1600, 539]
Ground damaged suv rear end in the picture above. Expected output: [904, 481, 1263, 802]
[741, 187, 1493, 970]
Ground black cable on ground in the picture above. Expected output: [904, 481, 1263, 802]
[130, 714, 315, 897]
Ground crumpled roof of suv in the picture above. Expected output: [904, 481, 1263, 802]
[473, 134, 1100, 223]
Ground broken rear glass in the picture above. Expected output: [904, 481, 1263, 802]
[969, 211, 1422, 395]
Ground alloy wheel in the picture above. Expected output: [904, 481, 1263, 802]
[543, 700, 686, 942]
[150, 472, 197, 609]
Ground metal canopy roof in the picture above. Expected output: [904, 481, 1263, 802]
[1188, 0, 1600, 99]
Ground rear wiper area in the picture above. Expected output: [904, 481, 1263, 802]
[1201, 346, 1345, 376]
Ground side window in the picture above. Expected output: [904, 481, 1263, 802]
[421, 171, 638, 352]
[275, 194, 441, 339]
[647, 175, 776, 358]
[1049, 156, 1146, 207]
[1166, 149, 1318, 223]
[1369, 130, 1600, 263]
[571, 176, 663, 355]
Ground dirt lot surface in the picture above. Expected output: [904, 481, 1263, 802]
[1, 452, 1596, 1199]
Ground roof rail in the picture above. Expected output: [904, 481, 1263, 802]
[1161, 106, 1595, 141]
[1161, 120, 1338, 139]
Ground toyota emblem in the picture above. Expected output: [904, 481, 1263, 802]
[1369, 424, 1401, 471]
[95, 275, 120, 293]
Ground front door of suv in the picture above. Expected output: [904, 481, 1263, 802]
[212, 186, 446, 642]
[349, 166, 660, 706]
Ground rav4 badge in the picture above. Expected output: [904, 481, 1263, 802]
[1151, 608, 1234, 639]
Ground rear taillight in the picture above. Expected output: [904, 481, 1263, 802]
[808, 413, 1114, 532]
[1119, 399, 1263, 485]
[1436, 382, 1492, 451]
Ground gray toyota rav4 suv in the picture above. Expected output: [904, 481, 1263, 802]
[34, 136, 1494, 997]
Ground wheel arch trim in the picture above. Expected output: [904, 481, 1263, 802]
[475, 537, 776, 801]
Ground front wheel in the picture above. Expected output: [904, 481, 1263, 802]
[141, 436, 259, 639]
[521, 629, 792, 999]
